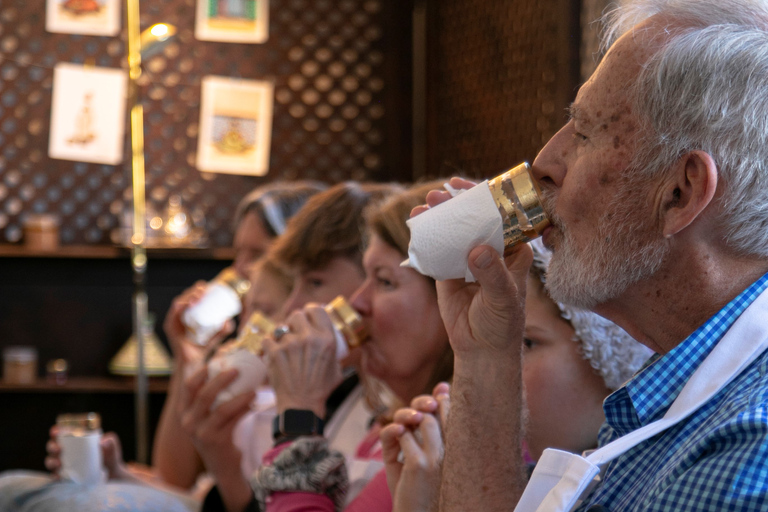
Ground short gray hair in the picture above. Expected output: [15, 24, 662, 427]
[602, 0, 768, 257]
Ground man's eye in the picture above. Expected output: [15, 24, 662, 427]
[573, 132, 588, 143]
[523, 337, 535, 349]
[309, 279, 323, 288]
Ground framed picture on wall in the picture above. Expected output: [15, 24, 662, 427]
[48, 63, 127, 165]
[46, 0, 121, 36]
[195, 0, 269, 43]
[196, 76, 274, 176]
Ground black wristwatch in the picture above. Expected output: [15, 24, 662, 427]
[272, 409, 325, 440]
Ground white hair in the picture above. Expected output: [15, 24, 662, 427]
[601, 0, 768, 257]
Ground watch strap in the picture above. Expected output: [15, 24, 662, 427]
[272, 409, 325, 440]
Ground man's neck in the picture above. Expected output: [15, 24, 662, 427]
[594, 246, 768, 355]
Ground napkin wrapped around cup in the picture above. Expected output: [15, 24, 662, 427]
[403, 181, 504, 282]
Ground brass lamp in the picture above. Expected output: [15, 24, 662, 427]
[125, 0, 177, 463]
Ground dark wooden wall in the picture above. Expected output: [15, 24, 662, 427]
[421, 0, 580, 179]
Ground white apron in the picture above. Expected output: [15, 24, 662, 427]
[515, 286, 768, 512]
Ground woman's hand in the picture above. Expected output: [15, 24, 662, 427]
[163, 282, 234, 370]
[44, 425, 62, 478]
[45, 426, 132, 481]
[179, 365, 256, 512]
[380, 384, 451, 512]
[262, 305, 343, 418]
[178, 366, 254, 474]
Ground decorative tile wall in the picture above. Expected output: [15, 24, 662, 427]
[0, 0, 412, 247]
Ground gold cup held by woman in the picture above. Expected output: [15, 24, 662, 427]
[229, 311, 278, 355]
[208, 296, 366, 408]
[487, 162, 550, 254]
[325, 295, 368, 351]
[235, 295, 367, 357]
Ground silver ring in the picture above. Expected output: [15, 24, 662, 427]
[272, 325, 290, 340]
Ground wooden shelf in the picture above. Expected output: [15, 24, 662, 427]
[0, 376, 170, 393]
[0, 244, 235, 260]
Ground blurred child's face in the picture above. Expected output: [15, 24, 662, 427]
[276, 256, 365, 321]
[521, 275, 611, 460]
[240, 263, 292, 332]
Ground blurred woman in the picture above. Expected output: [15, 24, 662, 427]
[182, 181, 451, 512]
[179, 182, 401, 512]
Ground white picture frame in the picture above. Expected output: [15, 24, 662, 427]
[195, 0, 269, 43]
[46, 0, 121, 37]
[49, 63, 127, 165]
[196, 76, 274, 176]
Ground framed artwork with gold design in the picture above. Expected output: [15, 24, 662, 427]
[195, 0, 269, 43]
[46, 0, 120, 36]
[196, 76, 274, 176]
[48, 63, 127, 165]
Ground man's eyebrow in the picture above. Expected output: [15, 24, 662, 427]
[567, 104, 584, 122]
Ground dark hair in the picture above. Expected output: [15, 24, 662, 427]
[234, 180, 327, 238]
[269, 181, 402, 272]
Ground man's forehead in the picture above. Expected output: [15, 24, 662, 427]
[570, 34, 647, 123]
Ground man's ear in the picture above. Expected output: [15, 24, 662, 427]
[661, 150, 718, 237]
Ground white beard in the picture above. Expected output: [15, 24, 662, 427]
[542, 182, 670, 310]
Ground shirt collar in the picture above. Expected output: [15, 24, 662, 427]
[605, 271, 768, 428]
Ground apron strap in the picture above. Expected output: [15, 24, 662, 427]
[587, 287, 768, 467]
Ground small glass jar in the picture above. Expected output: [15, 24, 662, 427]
[3, 346, 38, 384]
[487, 162, 550, 253]
[56, 412, 105, 485]
[182, 267, 251, 346]
[46, 358, 69, 385]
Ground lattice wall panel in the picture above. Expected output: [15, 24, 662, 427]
[0, 0, 411, 247]
[425, 0, 578, 179]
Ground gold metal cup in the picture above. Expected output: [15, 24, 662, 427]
[325, 296, 368, 349]
[231, 312, 277, 354]
[487, 162, 549, 254]
[232, 296, 366, 355]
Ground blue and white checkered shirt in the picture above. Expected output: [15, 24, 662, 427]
[576, 271, 768, 512]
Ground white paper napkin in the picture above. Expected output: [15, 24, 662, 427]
[403, 181, 504, 282]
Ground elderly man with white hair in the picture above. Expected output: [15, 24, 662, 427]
[420, 1, 768, 511]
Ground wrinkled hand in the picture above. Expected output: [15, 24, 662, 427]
[164, 282, 234, 369]
[412, 178, 532, 357]
[380, 383, 451, 512]
[46, 426, 131, 481]
[262, 305, 343, 418]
